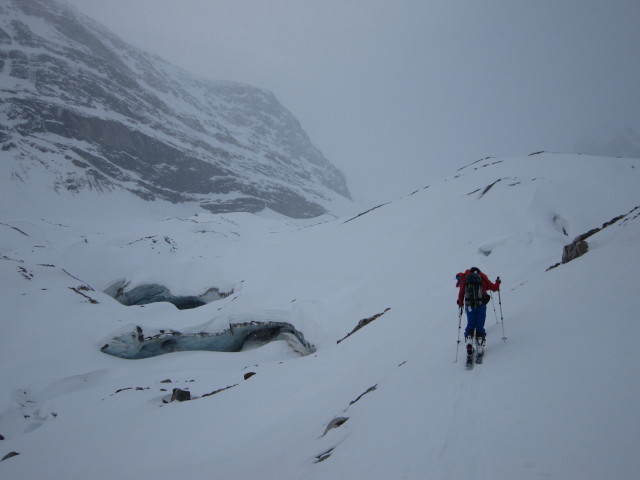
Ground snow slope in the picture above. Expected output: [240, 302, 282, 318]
[1, 153, 639, 479]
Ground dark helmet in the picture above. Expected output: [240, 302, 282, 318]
[470, 267, 481, 274]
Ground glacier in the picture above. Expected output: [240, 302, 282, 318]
[1, 2, 640, 479]
[1, 153, 639, 479]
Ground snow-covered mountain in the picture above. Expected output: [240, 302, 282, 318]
[1, 152, 638, 479]
[0, 0, 351, 218]
[578, 126, 640, 160]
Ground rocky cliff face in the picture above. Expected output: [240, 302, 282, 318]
[0, 0, 350, 218]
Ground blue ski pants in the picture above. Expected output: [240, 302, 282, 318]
[464, 304, 487, 338]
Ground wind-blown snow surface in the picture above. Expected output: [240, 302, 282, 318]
[1, 154, 639, 479]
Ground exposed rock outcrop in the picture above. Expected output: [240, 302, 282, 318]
[548, 206, 640, 270]
[337, 308, 391, 344]
[321, 417, 349, 437]
[1, 451, 19, 462]
[170, 388, 191, 402]
[562, 237, 590, 264]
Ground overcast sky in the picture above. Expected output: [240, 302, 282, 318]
[67, 0, 640, 205]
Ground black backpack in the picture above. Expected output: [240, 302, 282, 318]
[464, 271, 484, 308]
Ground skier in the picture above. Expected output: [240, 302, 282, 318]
[456, 267, 501, 363]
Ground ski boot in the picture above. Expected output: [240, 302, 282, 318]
[465, 337, 475, 368]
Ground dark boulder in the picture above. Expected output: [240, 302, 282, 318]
[562, 238, 589, 264]
[170, 388, 191, 402]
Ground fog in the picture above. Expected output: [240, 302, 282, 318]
[68, 0, 640, 205]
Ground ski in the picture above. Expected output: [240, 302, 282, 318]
[465, 343, 474, 369]
[465, 355, 474, 368]
[475, 337, 485, 364]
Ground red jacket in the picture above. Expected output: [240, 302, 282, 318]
[457, 270, 500, 306]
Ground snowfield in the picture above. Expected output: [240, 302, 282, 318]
[1, 153, 639, 479]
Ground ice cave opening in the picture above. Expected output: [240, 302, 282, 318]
[104, 281, 231, 310]
[100, 322, 316, 359]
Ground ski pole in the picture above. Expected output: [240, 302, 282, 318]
[490, 292, 499, 325]
[455, 306, 463, 362]
[497, 285, 507, 342]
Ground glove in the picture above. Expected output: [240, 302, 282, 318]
[457, 299, 463, 307]
[495, 277, 501, 289]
